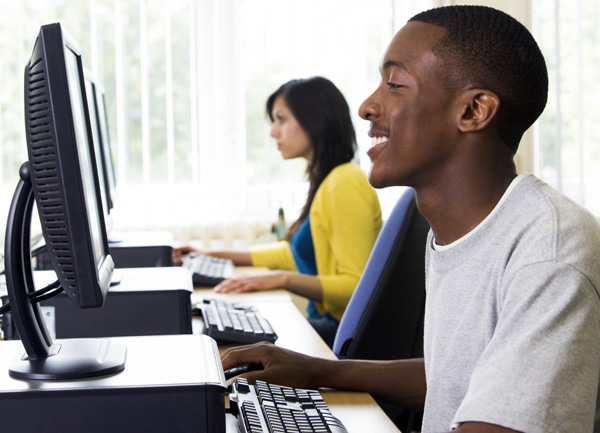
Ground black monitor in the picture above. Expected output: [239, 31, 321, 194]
[3, 23, 126, 380]
[84, 70, 115, 232]
[95, 83, 118, 210]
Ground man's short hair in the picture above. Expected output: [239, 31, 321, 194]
[410, 6, 548, 153]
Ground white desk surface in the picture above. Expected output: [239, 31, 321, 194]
[194, 267, 402, 433]
[6, 265, 400, 432]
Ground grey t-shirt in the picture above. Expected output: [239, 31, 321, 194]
[423, 174, 600, 433]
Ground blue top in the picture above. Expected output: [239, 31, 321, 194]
[289, 218, 320, 317]
[289, 217, 317, 275]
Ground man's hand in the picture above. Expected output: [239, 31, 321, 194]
[221, 342, 327, 389]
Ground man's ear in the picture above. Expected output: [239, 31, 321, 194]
[456, 89, 500, 132]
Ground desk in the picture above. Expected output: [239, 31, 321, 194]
[194, 267, 402, 433]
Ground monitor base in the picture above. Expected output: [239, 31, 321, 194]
[9, 339, 126, 380]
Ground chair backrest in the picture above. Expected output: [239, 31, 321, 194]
[333, 187, 429, 360]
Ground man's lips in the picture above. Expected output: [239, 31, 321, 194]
[367, 135, 389, 158]
[370, 135, 389, 147]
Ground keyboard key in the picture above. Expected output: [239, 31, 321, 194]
[230, 380, 348, 433]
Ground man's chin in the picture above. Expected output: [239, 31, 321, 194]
[367, 171, 391, 189]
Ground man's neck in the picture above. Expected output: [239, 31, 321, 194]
[416, 167, 517, 247]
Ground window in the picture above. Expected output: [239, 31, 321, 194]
[0, 0, 431, 241]
[533, 0, 600, 215]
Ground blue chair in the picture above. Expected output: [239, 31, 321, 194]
[332, 187, 429, 432]
[333, 187, 429, 361]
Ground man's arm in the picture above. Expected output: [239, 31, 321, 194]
[221, 343, 524, 432]
[220, 342, 427, 411]
[452, 423, 520, 433]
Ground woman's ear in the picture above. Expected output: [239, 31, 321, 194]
[457, 89, 500, 132]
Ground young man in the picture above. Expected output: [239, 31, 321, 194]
[221, 6, 600, 432]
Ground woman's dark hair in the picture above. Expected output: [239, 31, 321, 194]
[409, 5, 548, 154]
[266, 76, 357, 240]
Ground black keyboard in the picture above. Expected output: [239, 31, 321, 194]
[196, 298, 277, 345]
[229, 378, 348, 433]
[182, 254, 235, 286]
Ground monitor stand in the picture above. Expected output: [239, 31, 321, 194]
[3, 163, 126, 380]
[0, 334, 226, 433]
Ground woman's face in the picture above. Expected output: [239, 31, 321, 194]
[270, 96, 314, 163]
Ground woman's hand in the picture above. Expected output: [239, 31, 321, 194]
[172, 246, 199, 265]
[215, 271, 323, 301]
[213, 272, 287, 293]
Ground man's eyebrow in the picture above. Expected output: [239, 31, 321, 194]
[381, 60, 408, 72]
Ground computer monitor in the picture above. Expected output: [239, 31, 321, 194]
[3, 23, 126, 380]
[95, 83, 118, 210]
[84, 70, 115, 233]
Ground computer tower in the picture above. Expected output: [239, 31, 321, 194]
[0, 335, 227, 433]
[109, 244, 174, 268]
[108, 230, 175, 268]
[2, 267, 193, 339]
[34, 230, 175, 270]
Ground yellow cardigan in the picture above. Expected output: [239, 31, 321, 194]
[250, 163, 382, 322]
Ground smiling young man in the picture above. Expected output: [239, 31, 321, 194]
[221, 6, 600, 432]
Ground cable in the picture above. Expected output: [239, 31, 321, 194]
[30, 285, 64, 303]
[30, 244, 47, 258]
[29, 280, 61, 299]
[0, 280, 63, 316]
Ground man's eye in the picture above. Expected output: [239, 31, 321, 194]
[387, 82, 404, 89]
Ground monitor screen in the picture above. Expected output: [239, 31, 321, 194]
[2, 22, 125, 380]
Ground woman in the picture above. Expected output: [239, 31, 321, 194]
[175, 77, 382, 347]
